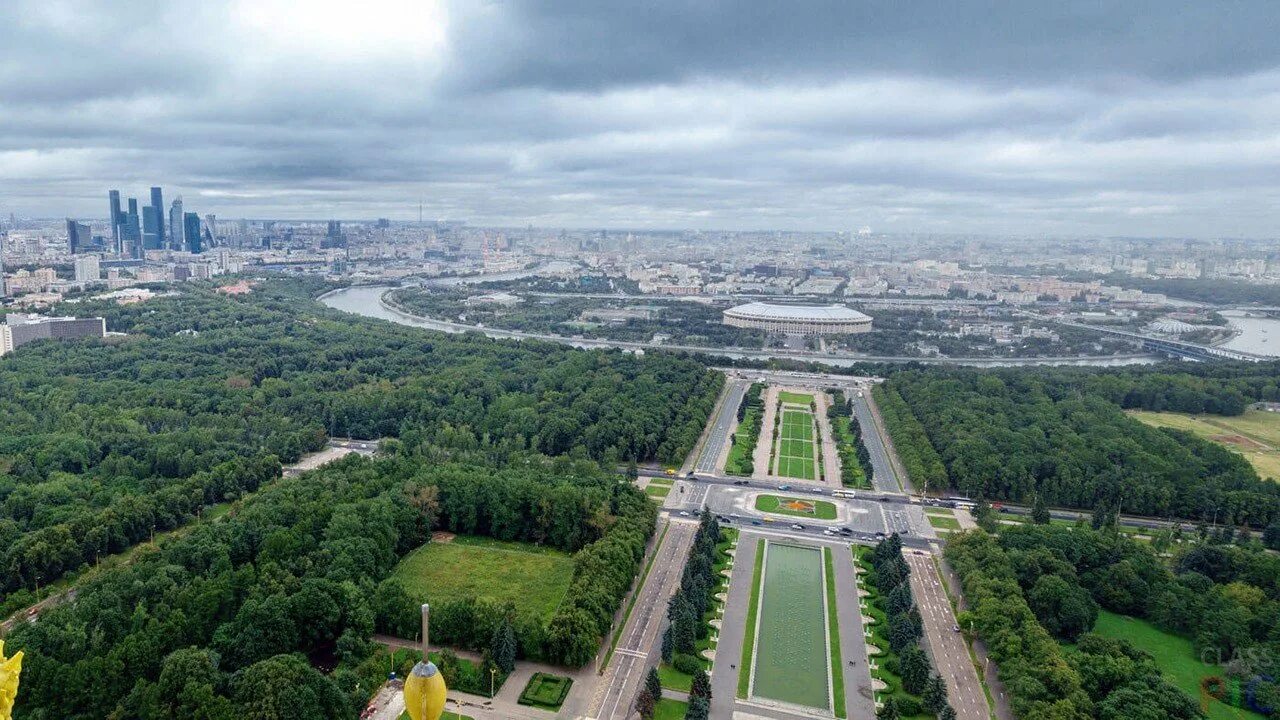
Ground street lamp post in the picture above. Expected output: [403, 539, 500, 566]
[490, 667, 497, 698]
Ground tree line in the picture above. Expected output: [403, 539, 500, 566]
[878, 365, 1280, 526]
[0, 279, 720, 602]
[826, 390, 873, 488]
[6, 446, 656, 719]
[865, 536, 955, 720]
[645, 511, 720, 720]
[945, 521, 1280, 719]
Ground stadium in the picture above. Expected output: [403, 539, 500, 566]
[722, 302, 873, 335]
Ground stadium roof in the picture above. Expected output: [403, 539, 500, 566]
[724, 302, 871, 322]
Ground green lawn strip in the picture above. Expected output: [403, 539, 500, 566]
[605, 521, 671, 669]
[823, 547, 847, 718]
[927, 514, 962, 531]
[1090, 610, 1265, 720]
[726, 405, 763, 476]
[647, 477, 675, 487]
[654, 698, 689, 720]
[516, 672, 573, 710]
[391, 538, 574, 621]
[737, 538, 767, 699]
[646, 485, 672, 499]
[922, 507, 954, 517]
[779, 391, 815, 405]
[754, 494, 837, 520]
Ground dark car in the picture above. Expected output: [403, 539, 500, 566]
[733, 480, 749, 486]
[751, 520, 763, 526]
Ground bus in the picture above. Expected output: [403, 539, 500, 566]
[831, 489, 858, 499]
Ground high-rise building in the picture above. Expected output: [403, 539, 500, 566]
[124, 199, 143, 259]
[184, 212, 203, 254]
[0, 233, 7, 297]
[66, 219, 91, 254]
[169, 197, 184, 250]
[142, 206, 160, 250]
[149, 186, 165, 248]
[74, 254, 100, 283]
[0, 314, 106, 357]
[108, 190, 123, 250]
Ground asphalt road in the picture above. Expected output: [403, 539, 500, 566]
[696, 379, 750, 475]
[906, 552, 991, 720]
[852, 392, 905, 493]
[589, 520, 697, 720]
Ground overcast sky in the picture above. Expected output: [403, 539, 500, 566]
[6, 1, 1280, 236]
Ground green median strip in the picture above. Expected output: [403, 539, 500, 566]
[824, 547, 846, 718]
[737, 538, 766, 699]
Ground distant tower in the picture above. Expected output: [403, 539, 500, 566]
[108, 190, 122, 250]
[149, 187, 165, 248]
[184, 212, 202, 254]
[169, 197, 184, 250]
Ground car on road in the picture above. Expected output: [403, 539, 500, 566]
[838, 527, 853, 534]
[790, 523, 804, 530]
[751, 520, 763, 526]
[687, 474, 700, 482]
[953, 625, 961, 633]
[823, 528, 837, 536]
[678, 511, 691, 517]
[733, 480, 749, 486]
[778, 484, 792, 491]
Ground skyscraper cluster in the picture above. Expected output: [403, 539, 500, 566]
[104, 186, 206, 256]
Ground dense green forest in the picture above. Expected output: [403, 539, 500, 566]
[6, 445, 652, 719]
[877, 364, 1280, 526]
[0, 279, 721, 604]
[948, 522, 1280, 718]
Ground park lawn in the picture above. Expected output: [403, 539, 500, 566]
[646, 485, 672, 500]
[738, 539, 767, 699]
[654, 698, 689, 720]
[779, 390, 815, 405]
[1091, 610, 1265, 720]
[823, 547, 846, 718]
[923, 507, 953, 517]
[1129, 410, 1280, 481]
[755, 494, 837, 520]
[391, 537, 574, 621]
[928, 514, 962, 531]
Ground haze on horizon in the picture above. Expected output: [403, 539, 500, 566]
[5, 0, 1280, 237]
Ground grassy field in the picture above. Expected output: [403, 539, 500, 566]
[646, 484, 672, 500]
[755, 494, 838, 520]
[779, 391, 815, 405]
[823, 547, 846, 718]
[725, 405, 763, 476]
[775, 408, 818, 479]
[738, 539, 767, 698]
[1091, 610, 1265, 720]
[927, 514, 962, 531]
[391, 536, 575, 621]
[1129, 409, 1280, 481]
[654, 698, 689, 720]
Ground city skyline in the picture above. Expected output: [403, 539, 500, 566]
[5, 1, 1280, 237]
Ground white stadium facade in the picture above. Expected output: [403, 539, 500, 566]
[722, 302, 873, 335]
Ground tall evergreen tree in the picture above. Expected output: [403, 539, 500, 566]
[646, 666, 663, 703]
[922, 674, 948, 713]
[634, 687, 655, 720]
[1031, 493, 1051, 524]
[491, 620, 517, 675]
[690, 669, 711, 701]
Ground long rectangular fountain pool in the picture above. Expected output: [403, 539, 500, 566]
[749, 541, 831, 711]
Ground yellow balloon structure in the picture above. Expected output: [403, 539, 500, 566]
[0, 640, 22, 720]
[403, 659, 447, 720]
[403, 603, 447, 720]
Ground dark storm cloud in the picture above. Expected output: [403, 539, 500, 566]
[4, 0, 1280, 236]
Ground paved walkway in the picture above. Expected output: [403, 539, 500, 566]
[751, 386, 781, 480]
[812, 391, 842, 488]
